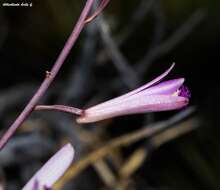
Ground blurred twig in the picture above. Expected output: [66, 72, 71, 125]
[119, 147, 147, 179]
[116, 0, 156, 45]
[0, 134, 55, 166]
[93, 159, 117, 188]
[115, 117, 198, 190]
[149, 1, 166, 47]
[54, 107, 197, 189]
[96, 14, 139, 88]
[0, 169, 4, 190]
[58, 23, 98, 105]
[137, 9, 205, 75]
[0, 85, 36, 117]
[0, 83, 64, 118]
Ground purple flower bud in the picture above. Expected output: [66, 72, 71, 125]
[77, 64, 190, 123]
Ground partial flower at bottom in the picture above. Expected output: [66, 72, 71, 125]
[22, 143, 74, 190]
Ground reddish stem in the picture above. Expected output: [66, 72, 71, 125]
[0, 0, 95, 150]
[35, 105, 83, 115]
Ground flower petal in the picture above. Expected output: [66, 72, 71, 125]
[23, 144, 74, 190]
[82, 64, 176, 112]
[77, 94, 188, 123]
[76, 63, 190, 124]
[140, 78, 184, 96]
[122, 63, 175, 97]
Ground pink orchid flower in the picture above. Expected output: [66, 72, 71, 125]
[23, 143, 74, 190]
[77, 64, 190, 123]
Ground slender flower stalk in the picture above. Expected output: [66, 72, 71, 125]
[35, 105, 83, 115]
[23, 143, 74, 190]
[77, 64, 190, 123]
[0, 0, 111, 150]
[35, 64, 191, 123]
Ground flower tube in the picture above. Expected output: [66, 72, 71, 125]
[77, 64, 190, 123]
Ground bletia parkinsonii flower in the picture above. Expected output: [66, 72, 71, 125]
[77, 64, 190, 123]
[23, 143, 74, 190]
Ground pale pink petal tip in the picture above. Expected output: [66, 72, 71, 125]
[22, 143, 74, 190]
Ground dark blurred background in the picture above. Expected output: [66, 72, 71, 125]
[0, 0, 220, 189]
